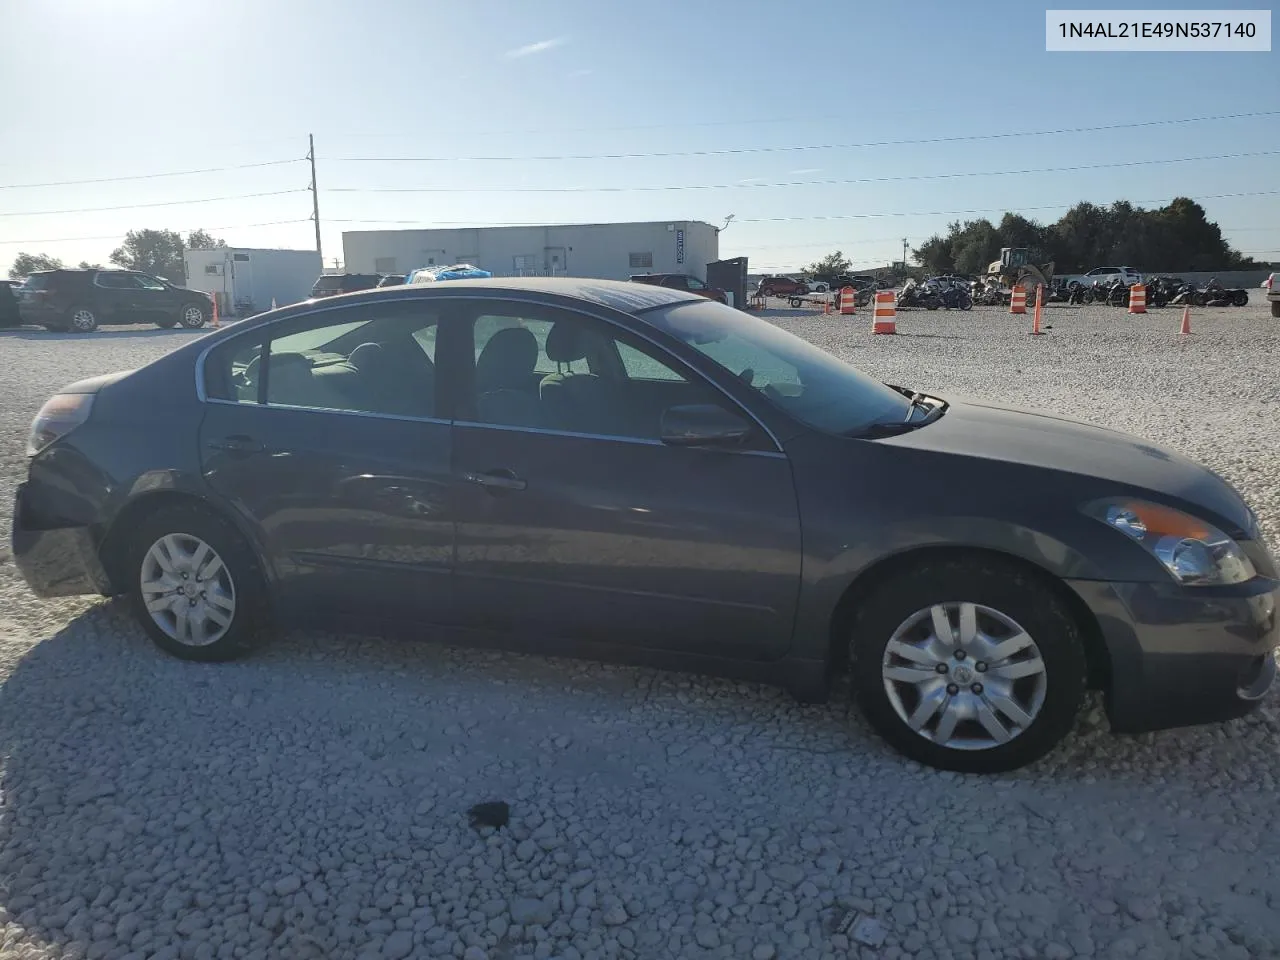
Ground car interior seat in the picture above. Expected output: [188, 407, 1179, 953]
[474, 327, 543, 427]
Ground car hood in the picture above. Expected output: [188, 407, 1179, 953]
[880, 396, 1256, 534]
[61, 370, 134, 394]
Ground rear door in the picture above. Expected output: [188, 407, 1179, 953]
[198, 298, 459, 627]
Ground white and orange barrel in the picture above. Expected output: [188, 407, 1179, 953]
[872, 290, 897, 334]
[1128, 283, 1146, 314]
[1009, 284, 1027, 315]
[840, 285, 856, 315]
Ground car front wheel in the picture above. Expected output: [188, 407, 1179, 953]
[178, 302, 208, 328]
[126, 504, 270, 662]
[851, 557, 1086, 773]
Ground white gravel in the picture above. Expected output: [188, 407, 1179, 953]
[1, 305, 1279, 960]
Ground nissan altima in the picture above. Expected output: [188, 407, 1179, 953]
[11, 278, 1278, 772]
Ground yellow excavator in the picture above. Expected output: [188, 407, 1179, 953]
[985, 247, 1055, 293]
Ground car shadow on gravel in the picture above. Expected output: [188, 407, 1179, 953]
[2, 602, 1280, 957]
[0, 327, 214, 341]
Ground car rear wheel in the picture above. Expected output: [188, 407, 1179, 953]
[67, 306, 99, 333]
[850, 557, 1086, 773]
[178, 302, 208, 328]
[126, 504, 270, 662]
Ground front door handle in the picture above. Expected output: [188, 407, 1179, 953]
[463, 469, 527, 492]
[207, 434, 266, 456]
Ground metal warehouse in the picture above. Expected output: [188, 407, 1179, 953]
[341, 221, 720, 282]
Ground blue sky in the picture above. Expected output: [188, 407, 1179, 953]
[1, 0, 1276, 274]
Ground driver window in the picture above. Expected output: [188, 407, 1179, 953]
[465, 303, 736, 442]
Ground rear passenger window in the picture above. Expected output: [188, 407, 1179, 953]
[203, 303, 440, 420]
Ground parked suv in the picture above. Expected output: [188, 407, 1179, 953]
[16, 269, 212, 333]
[756, 276, 809, 297]
[310, 274, 382, 298]
[628, 273, 729, 304]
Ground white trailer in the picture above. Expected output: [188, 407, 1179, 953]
[183, 248, 322, 317]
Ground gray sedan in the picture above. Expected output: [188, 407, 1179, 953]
[11, 278, 1278, 772]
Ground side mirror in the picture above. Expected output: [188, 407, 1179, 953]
[660, 404, 751, 447]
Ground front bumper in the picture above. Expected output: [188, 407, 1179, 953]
[10, 482, 112, 598]
[1068, 576, 1280, 734]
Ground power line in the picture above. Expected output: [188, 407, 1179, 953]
[318, 191, 1280, 231]
[0, 189, 311, 219]
[0, 219, 314, 247]
[0, 158, 306, 191]
[326, 149, 1280, 195]
[324, 111, 1280, 163]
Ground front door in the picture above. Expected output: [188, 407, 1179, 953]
[448, 299, 803, 661]
[197, 298, 457, 627]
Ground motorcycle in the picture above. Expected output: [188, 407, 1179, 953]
[939, 285, 973, 310]
[897, 279, 942, 310]
[972, 280, 1010, 306]
[1200, 278, 1249, 307]
[1066, 281, 1093, 305]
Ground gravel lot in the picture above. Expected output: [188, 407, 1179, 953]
[1, 302, 1279, 960]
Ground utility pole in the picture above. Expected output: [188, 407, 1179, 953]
[902, 237, 908, 268]
[308, 134, 322, 262]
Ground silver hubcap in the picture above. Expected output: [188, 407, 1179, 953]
[139, 533, 236, 646]
[183, 307, 203, 325]
[72, 310, 95, 330]
[881, 601, 1047, 751]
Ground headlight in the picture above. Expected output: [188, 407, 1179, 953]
[1086, 498, 1256, 586]
[26, 393, 94, 457]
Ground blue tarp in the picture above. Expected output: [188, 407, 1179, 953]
[406, 263, 493, 283]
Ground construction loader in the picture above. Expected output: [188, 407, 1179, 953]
[985, 247, 1054, 296]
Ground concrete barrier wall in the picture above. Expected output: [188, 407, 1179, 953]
[1146, 270, 1273, 287]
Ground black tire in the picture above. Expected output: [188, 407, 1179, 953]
[760, 286, 775, 298]
[66, 305, 99, 333]
[1232, 290, 1248, 307]
[178, 302, 208, 328]
[1271, 300, 1280, 318]
[850, 557, 1086, 773]
[155, 317, 178, 329]
[125, 503, 271, 662]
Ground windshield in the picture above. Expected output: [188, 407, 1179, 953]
[643, 299, 912, 435]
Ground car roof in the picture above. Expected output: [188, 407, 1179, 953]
[292, 276, 704, 314]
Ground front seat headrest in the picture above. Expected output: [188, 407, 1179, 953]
[545, 321, 589, 364]
[476, 327, 538, 391]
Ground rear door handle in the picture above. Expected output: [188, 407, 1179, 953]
[463, 469, 527, 492]
[207, 434, 266, 456]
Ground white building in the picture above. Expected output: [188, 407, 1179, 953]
[183, 247, 323, 316]
[341, 221, 721, 283]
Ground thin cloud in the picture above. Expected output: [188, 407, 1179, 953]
[505, 37, 568, 58]
[568, 68, 593, 78]
[790, 167, 822, 174]
[737, 177, 762, 183]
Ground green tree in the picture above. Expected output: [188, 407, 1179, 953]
[9, 252, 63, 278]
[913, 235, 953, 274]
[802, 250, 853, 276]
[110, 229, 187, 282]
[185, 229, 227, 251]
[77, 260, 104, 270]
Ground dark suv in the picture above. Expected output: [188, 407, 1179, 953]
[628, 273, 728, 304]
[310, 274, 383, 298]
[17, 270, 213, 333]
